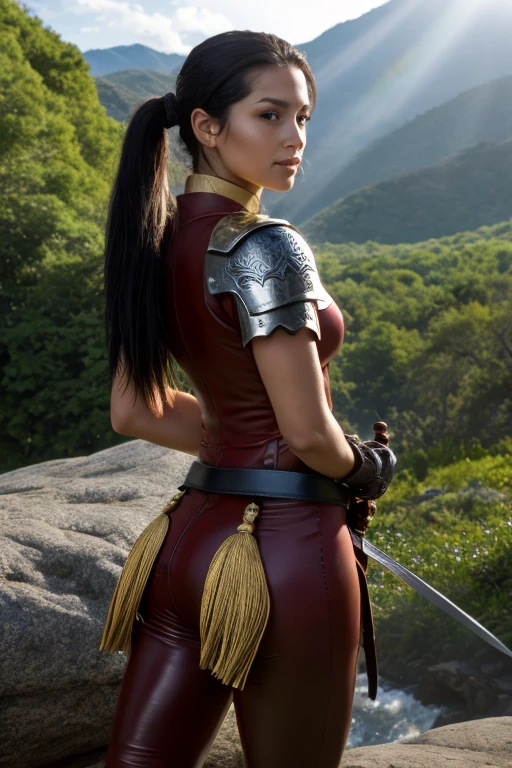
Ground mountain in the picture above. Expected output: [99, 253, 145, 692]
[265, 0, 512, 222]
[304, 75, 512, 223]
[302, 139, 512, 244]
[95, 69, 178, 121]
[84, 43, 185, 77]
[83, 0, 512, 224]
[93, 69, 189, 179]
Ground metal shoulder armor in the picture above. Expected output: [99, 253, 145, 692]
[205, 211, 333, 346]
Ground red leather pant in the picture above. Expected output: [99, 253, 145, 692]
[104, 488, 361, 768]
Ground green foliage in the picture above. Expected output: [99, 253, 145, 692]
[0, 0, 121, 470]
[316, 228, 512, 452]
[368, 451, 512, 662]
[303, 140, 512, 244]
[0, 1, 192, 472]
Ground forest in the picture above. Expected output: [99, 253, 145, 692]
[1, 0, 511, 665]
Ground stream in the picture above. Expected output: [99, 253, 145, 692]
[347, 673, 445, 748]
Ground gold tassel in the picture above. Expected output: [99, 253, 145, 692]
[99, 489, 186, 654]
[199, 501, 270, 690]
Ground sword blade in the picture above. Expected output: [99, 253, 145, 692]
[351, 532, 512, 658]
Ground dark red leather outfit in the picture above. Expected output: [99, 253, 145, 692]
[105, 183, 375, 768]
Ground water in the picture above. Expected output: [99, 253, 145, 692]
[347, 673, 445, 748]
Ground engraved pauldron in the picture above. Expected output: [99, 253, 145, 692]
[205, 212, 333, 346]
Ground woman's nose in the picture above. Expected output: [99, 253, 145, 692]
[284, 121, 305, 151]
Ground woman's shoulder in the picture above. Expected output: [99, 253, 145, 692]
[205, 211, 333, 346]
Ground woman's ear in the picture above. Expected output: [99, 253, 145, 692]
[190, 108, 220, 149]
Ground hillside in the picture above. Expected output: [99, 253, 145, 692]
[95, 69, 178, 121]
[84, 43, 185, 77]
[93, 69, 189, 181]
[266, 0, 512, 222]
[302, 139, 512, 244]
[307, 75, 512, 220]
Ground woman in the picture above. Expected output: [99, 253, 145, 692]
[101, 29, 392, 768]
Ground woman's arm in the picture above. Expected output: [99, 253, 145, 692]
[110, 368, 203, 455]
[251, 326, 355, 479]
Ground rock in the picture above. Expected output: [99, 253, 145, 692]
[424, 660, 497, 714]
[46, 716, 512, 767]
[202, 706, 244, 768]
[414, 654, 512, 723]
[0, 439, 193, 768]
[417, 488, 444, 502]
[379, 634, 512, 723]
[342, 716, 512, 767]
[464, 479, 507, 502]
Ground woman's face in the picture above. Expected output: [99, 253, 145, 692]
[194, 64, 312, 196]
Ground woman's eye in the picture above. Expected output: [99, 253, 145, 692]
[260, 111, 311, 125]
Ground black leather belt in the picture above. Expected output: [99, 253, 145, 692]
[178, 459, 351, 507]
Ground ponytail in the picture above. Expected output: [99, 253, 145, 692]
[103, 95, 178, 417]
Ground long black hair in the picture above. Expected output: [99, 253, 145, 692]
[103, 30, 317, 417]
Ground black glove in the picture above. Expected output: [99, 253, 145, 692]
[337, 434, 396, 500]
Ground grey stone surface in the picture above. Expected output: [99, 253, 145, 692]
[0, 440, 193, 768]
[343, 716, 512, 767]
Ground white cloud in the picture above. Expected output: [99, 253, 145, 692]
[167, 0, 391, 45]
[30, 1, 390, 53]
[65, 0, 234, 53]
[174, 5, 233, 36]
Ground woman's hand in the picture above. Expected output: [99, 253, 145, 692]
[337, 435, 396, 500]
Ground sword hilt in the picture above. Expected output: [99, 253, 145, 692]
[372, 420, 389, 446]
[347, 421, 390, 536]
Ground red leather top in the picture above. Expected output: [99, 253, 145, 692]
[164, 190, 344, 471]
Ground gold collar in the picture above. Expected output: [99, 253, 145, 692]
[184, 173, 260, 214]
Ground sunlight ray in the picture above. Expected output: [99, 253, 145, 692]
[313, 0, 511, 200]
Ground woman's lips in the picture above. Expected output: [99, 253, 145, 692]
[276, 157, 301, 170]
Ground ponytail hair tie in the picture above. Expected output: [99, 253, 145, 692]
[162, 91, 178, 129]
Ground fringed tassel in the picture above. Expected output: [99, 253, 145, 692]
[199, 501, 270, 690]
[99, 489, 187, 654]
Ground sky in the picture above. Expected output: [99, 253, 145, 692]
[26, 0, 392, 54]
